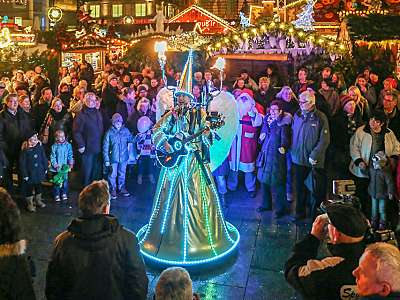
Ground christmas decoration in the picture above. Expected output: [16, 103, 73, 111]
[240, 12, 251, 28]
[292, 0, 317, 31]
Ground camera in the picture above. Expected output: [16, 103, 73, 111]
[320, 180, 399, 248]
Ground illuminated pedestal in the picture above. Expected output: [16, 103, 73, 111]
[137, 221, 240, 267]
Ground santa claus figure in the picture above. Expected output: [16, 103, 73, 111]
[228, 92, 263, 197]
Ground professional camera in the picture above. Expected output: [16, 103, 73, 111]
[320, 180, 399, 248]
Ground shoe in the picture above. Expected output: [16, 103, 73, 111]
[137, 175, 143, 185]
[119, 188, 130, 197]
[149, 174, 155, 184]
[26, 196, 36, 212]
[62, 194, 68, 201]
[287, 193, 294, 202]
[249, 191, 257, 198]
[35, 194, 46, 208]
[111, 190, 117, 200]
[257, 206, 272, 213]
[54, 196, 61, 203]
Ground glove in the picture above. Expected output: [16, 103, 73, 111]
[105, 162, 110, 167]
[278, 147, 286, 154]
[78, 147, 85, 154]
[248, 109, 256, 117]
[24, 177, 29, 181]
[259, 133, 266, 141]
[308, 157, 317, 166]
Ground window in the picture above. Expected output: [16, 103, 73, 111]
[89, 5, 100, 18]
[147, 1, 153, 15]
[135, 3, 146, 17]
[112, 4, 123, 17]
[14, 17, 22, 26]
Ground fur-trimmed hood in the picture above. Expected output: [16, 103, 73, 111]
[0, 240, 26, 257]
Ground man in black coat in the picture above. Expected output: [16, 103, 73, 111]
[0, 94, 23, 191]
[73, 92, 104, 187]
[101, 74, 121, 121]
[379, 91, 400, 140]
[46, 180, 148, 300]
[285, 202, 368, 300]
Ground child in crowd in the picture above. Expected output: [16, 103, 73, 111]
[19, 131, 48, 212]
[103, 113, 134, 199]
[50, 130, 74, 202]
[256, 101, 291, 218]
[136, 116, 155, 185]
[368, 151, 395, 230]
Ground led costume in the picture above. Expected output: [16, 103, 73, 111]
[137, 50, 239, 266]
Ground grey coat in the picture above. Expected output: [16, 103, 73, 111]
[103, 126, 134, 164]
[290, 108, 330, 168]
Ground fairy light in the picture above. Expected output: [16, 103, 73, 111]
[199, 163, 217, 256]
[183, 156, 189, 261]
[160, 167, 179, 234]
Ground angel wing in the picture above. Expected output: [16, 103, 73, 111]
[207, 91, 239, 172]
[155, 87, 174, 121]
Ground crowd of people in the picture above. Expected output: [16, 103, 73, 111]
[0, 60, 400, 299]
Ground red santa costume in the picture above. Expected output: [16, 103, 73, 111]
[227, 92, 263, 196]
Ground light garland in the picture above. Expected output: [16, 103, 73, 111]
[205, 21, 348, 56]
[167, 31, 211, 51]
[338, 9, 389, 18]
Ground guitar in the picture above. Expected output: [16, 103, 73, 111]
[156, 114, 224, 168]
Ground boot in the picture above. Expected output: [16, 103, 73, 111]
[26, 196, 36, 212]
[34, 193, 46, 208]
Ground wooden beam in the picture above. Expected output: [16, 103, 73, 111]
[216, 53, 288, 61]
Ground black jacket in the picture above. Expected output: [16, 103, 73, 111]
[360, 293, 400, 300]
[0, 240, 36, 300]
[101, 85, 120, 120]
[0, 109, 23, 160]
[31, 100, 51, 132]
[285, 234, 366, 300]
[46, 214, 148, 300]
[254, 88, 276, 111]
[73, 107, 104, 154]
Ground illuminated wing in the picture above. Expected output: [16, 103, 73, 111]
[155, 87, 174, 121]
[207, 91, 239, 172]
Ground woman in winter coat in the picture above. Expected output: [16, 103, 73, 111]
[348, 85, 371, 122]
[40, 98, 72, 151]
[103, 113, 134, 199]
[256, 100, 291, 218]
[0, 188, 36, 300]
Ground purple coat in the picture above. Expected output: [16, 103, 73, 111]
[73, 107, 104, 154]
[256, 113, 291, 186]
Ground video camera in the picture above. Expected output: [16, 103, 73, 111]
[320, 180, 399, 248]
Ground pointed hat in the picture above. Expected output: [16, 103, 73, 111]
[178, 49, 194, 93]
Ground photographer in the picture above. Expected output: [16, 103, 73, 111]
[285, 202, 369, 300]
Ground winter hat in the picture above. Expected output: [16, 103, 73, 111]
[340, 95, 354, 108]
[137, 84, 148, 93]
[326, 202, 369, 238]
[23, 129, 37, 142]
[111, 113, 123, 124]
[108, 74, 119, 82]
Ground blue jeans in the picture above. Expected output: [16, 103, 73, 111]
[53, 180, 68, 197]
[371, 198, 386, 222]
[108, 161, 128, 192]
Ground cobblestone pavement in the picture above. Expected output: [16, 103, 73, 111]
[20, 172, 311, 300]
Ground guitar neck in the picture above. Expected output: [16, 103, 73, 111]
[182, 127, 209, 144]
